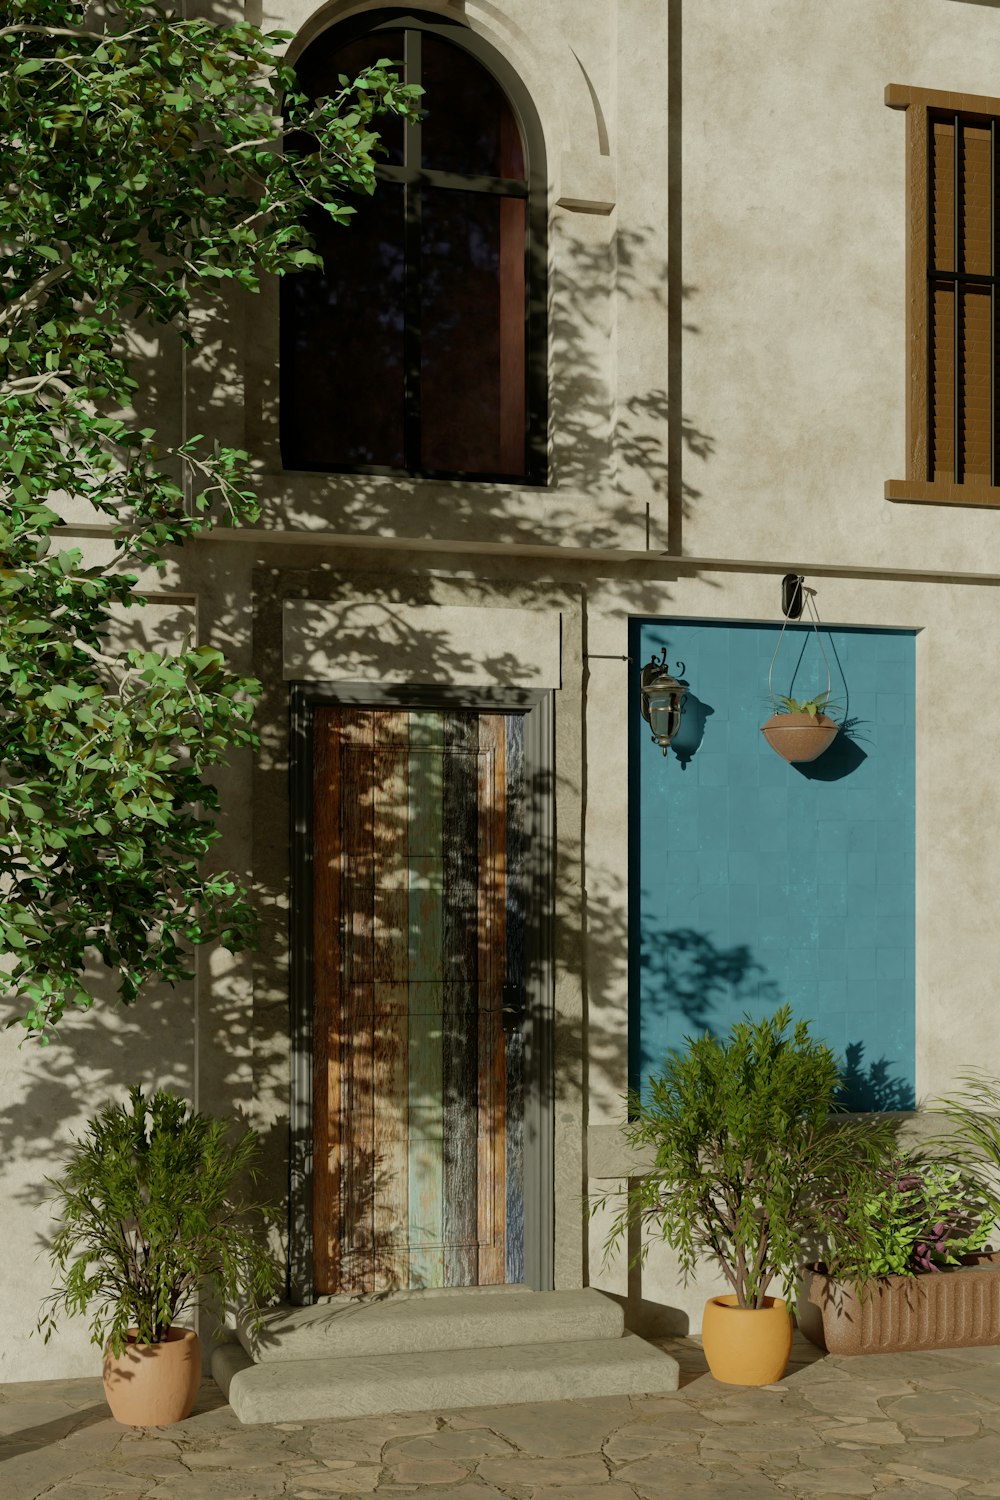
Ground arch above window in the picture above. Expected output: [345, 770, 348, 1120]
[280, 11, 547, 483]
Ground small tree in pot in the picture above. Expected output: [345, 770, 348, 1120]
[598, 1006, 893, 1384]
[38, 1086, 280, 1425]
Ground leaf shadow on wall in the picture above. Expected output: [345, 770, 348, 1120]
[637, 925, 776, 1048]
[636, 927, 915, 1114]
[838, 1041, 916, 1112]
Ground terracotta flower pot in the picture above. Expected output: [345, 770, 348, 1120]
[760, 712, 839, 763]
[102, 1326, 201, 1426]
[798, 1255, 1000, 1356]
[700, 1295, 793, 1385]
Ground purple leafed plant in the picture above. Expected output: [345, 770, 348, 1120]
[828, 1155, 994, 1282]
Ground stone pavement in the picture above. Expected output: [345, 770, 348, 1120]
[7, 1332, 1000, 1500]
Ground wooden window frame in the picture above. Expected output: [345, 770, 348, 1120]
[280, 11, 548, 486]
[886, 83, 1000, 508]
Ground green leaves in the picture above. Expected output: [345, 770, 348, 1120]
[0, 4, 421, 336]
[776, 691, 838, 719]
[825, 1154, 994, 1284]
[0, 1, 418, 1037]
[37, 1086, 281, 1354]
[595, 1007, 899, 1308]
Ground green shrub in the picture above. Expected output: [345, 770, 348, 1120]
[597, 1006, 894, 1308]
[824, 1153, 993, 1282]
[929, 1073, 1000, 1223]
[38, 1086, 281, 1355]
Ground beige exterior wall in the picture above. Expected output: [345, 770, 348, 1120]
[9, 0, 1000, 1378]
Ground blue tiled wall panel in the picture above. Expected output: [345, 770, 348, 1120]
[628, 620, 917, 1112]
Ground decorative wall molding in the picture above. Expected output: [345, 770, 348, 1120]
[283, 599, 563, 687]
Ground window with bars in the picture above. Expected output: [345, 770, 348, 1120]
[280, 13, 547, 484]
[886, 84, 1000, 506]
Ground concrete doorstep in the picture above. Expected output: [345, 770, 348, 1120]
[237, 1286, 623, 1361]
[213, 1330, 681, 1424]
[218, 1288, 680, 1424]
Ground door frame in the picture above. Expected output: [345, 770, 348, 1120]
[288, 681, 555, 1304]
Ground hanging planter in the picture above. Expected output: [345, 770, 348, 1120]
[761, 694, 839, 764]
[761, 583, 840, 764]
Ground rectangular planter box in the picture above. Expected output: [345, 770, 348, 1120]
[798, 1255, 1000, 1356]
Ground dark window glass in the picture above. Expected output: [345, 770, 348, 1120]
[421, 190, 525, 473]
[281, 186, 406, 469]
[420, 34, 525, 178]
[280, 19, 539, 480]
[928, 113, 1000, 485]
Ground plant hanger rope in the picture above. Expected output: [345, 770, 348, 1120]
[767, 587, 834, 711]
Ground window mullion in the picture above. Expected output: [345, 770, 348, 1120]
[955, 114, 963, 485]
[992, 118, 997, 487]
[927, 114, 934, 481]
[379, 165, 529, 197]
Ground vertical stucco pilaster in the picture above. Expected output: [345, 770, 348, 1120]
[549, 591, 586, 1288]
[613, 0, 671, 549]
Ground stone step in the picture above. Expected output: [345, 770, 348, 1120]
[212, 1332, 680, 1424]
[237, 1288, 624, 1362]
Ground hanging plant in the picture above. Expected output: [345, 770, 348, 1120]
[761, 594, 841, 764]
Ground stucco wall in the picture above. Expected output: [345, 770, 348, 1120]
[9, 0, 1000, 1378]
[242, 0, 1000, 575]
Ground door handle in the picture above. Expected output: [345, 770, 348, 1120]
[501, 983, 524, 1025]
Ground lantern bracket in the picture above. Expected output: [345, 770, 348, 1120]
[782, 573, 805, 619]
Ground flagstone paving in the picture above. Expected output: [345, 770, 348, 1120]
[6, 1333, 1000, 1499]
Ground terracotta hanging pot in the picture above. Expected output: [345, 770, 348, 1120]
[760, 711, 839, 764]
[701, 1295, 793, 1385]
[102, 1326, 201, 1426]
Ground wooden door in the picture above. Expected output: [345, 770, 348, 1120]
[312, 707, 526, 1294]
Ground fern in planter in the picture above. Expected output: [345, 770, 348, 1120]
[38, 1087, 281, 1356]
[800, 1130, 999, 1357]
[823, 1154, 993, 1283]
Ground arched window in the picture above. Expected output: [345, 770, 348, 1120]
[280, 12, 546, 482]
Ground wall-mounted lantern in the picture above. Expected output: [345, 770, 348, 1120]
[640, 648, 688, 755]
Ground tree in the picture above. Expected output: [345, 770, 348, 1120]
[0, 0, 420, 1039]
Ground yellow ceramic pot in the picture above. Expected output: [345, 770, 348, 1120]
[701, 1295, 793, 1385]
[102, 1327, 201, 1426]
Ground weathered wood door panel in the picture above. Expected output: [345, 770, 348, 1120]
[313, 708, 525, 1295]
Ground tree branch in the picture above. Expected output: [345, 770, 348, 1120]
[0, 261, 72, 327]
[1, 369, 72, 397]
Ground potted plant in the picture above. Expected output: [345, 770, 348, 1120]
[38, 1086, 281, 1426]
[760, 692, 840, 764]
[597, 1006, 892, 1385]
[799, 1150, 997, 1356]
